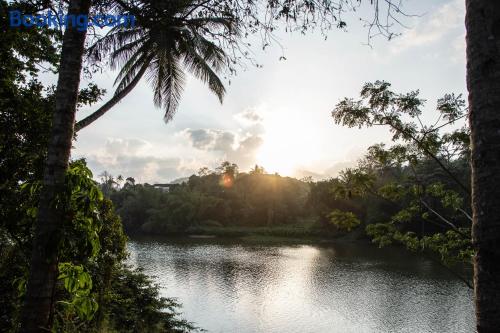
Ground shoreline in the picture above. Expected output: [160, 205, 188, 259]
[126, 225, 367, 245]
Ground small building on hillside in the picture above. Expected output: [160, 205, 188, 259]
[153, 183, 180, 192]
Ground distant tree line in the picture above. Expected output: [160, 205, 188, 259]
[105, 163, 315, 235]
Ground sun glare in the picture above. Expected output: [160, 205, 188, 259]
[256, 108, 321, 176]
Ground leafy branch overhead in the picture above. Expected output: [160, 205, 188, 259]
[332, 80, 470, 193]
[329, 82, 473, 287]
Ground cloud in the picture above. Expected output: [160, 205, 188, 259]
[180, 106, 267, 170]
[81, 103, 273, 182]
[391, 0, 464, 53]
[104, 138, 150, 155]
[82, 138, 195, 183]
[226, 135, 264, 169]
[184, 129, 218, 149]
[79, 104, 269, 183]
[182, 129, 236, 151]
[183, 127, 264, 170]
[86, 154, 188, 184]
[234, 108, 263, 124]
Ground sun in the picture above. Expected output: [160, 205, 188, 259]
[255, 108, 321, 176]
[257, 142, 297, 175]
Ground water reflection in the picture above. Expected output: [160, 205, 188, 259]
[128, 239, 474, 333]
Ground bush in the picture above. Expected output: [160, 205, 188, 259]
[199, 220, 223, 228]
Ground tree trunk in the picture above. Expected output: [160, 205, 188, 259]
[20, 0, 91, 331]
[75, 63, 148, 132]
[465, 1, 500, 331]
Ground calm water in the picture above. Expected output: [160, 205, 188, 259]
[128, 238, 474, 333]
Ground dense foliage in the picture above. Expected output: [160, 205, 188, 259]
[0, 1, 197, 330]
[331, 81, 472, 285]
[1, 167, 197, 332]
[106, 164, 319, 236]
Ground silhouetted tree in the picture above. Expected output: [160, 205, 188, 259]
[76, 0, 232, 130]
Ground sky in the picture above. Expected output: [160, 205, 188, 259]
[72, 0, 467, 184]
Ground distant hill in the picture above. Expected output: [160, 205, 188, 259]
[292, 169, 326, 181]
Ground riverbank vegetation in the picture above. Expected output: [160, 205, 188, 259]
[1, 163, 197, 332]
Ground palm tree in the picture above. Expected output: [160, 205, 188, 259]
[20, 2, 232, 329]
[76, 0, 235, 131]
[20, 1, 92, 331]
[125, 176, 136, 186]
[465, 1, 500, 330]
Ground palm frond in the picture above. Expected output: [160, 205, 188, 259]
[147, 55, 186, 122]
[188, 28, 228, 72]
[87, 26, 142, 63]
[86, 0, 231, 124]
[109, 35, 149, 70]
[186, 16, 238, 33]
[114, 51, 153, 95]
[181, 43, 225, 103]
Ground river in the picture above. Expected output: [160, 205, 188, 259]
[128, 238, 474, 333]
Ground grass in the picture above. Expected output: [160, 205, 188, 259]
[182, 224, 337, 244]
[131, 218, 359, 244]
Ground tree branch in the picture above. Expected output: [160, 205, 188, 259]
[75, 63, 148, 132]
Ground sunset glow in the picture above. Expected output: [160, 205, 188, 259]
[256, 108, 322, 176]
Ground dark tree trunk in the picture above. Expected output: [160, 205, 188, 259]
[465, 1, 500, 331]
[20, 0, 91, 331]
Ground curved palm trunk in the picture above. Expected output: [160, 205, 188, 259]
[20, 0, 91, 331]
[75, 64, 148, 132]
[465, 1, 500, 331]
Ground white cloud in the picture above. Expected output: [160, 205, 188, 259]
[85, 154, 188, 184]
[182, 127, 264, 170]
[104, 138, 151, 155]
[391, 0, 464, 53]
[234, 108, 263, 124]
[82, 138, 193, 183]
[178, 107, 268, 170]
[226, 134, 264, 169]
[182, 129, 236, 151]
[79, 107, 268, 182]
